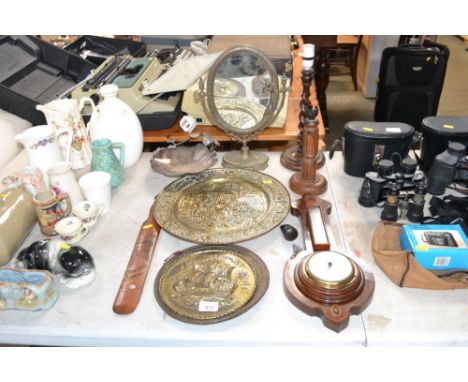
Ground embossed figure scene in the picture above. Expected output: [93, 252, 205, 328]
[175, 180, 267, 229]
[160, 252, 256, 320]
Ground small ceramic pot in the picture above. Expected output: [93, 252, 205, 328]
[0, 268, 58, 311]
[55, 216, 89, 244]
[33, 189, 72, 236]
[72, 200, 104, 227]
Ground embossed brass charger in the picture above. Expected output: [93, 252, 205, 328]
[197, 46, 290, 171]
[154, 244, 269, 324]
[153, 168, 290, 244]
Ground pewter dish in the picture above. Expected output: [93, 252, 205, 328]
[150, 143, 218, 177]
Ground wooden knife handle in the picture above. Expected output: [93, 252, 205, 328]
[113, 212, 161, 314]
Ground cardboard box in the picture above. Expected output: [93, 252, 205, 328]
[400, 224, 468, 271]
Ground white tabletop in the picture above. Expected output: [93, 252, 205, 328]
[0, 151, 466, 346]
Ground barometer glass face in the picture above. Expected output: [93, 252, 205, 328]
[304, 251, 357, 289]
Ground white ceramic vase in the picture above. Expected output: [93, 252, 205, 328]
[87, 84, 143, 168]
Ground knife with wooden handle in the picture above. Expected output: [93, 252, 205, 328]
[113, 210, 161, 314]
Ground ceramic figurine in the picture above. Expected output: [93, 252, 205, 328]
[91, 139, 125, 188]
[0, 268, 58, 311]
[15, 125, 73, 185]
[87, 84, 143, 168]
[14, 239, 96, 289]
[36, 98, 93, 172]
[59, 246, 96, 289]
[47, 161, 85, 207]
[15, 166, 47, 196]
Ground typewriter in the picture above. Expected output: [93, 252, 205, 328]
[71, 49, 190, 115]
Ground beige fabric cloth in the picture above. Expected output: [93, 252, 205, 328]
[372, 222, 468, 289]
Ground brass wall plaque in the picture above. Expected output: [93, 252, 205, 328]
[153, 168, 290, 244]
[154, 245, 269, 324]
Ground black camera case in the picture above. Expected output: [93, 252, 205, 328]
[330, 121, 415, 177]
[420, 116, 468, 172]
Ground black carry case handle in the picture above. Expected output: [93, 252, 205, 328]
[329, 137, 344, 159]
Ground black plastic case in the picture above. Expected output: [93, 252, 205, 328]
[374, 40, 449, 130]
[420, 116, 468, 172]
[330, 121, 415, 177]
[0, 35, 96, 125]
[64, 35, 147, 65]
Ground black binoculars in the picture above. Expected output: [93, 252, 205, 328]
[358, 156, 427, 223]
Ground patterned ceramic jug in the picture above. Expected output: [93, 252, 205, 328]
[36, 98, 94, 171]
[91, 139, 125, 188]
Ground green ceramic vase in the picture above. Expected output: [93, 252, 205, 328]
[91, 139, 125, 188]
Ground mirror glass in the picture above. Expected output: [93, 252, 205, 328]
[210, 49, 276, 132]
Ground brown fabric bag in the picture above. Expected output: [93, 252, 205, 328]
[371, 221, 468, 289]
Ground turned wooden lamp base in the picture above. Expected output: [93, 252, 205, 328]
[290, 172, 327, 196]
[281, 147, 325, 172]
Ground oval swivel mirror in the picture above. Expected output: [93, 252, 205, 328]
[199, 46, 288, 171]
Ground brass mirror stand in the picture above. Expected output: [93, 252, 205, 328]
[199, 45, 289, 172]
[289, 115, 327, 196]
[222, 140, 269, 171]
[280, 64, 325, 172]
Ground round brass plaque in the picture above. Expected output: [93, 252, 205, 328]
[154, 245, 269, 324]
[153, 168, 290, 244]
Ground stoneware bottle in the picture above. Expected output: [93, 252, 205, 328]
[87, 84, 143, 168]
[91, 139, 125, 188]
[0, 180, 36, 266]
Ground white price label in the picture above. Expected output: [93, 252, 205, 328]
[198, 301, 219, 312]
[385, 127, 402, 133]
[434, 257, 451, 267]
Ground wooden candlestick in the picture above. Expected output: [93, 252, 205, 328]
[289, 115, 327, 196]
[281, 66, 325, 171]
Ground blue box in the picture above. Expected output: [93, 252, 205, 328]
[400, 224, 468, 271]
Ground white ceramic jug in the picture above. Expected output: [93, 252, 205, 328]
[87, 84, 143, 168]
[15, 125, 72, 185]
[36, 98, 93, 171]
[47, 161, 85, 207]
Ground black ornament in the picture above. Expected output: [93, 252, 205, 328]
[280, 224, 299, 241]
[59, 246, 95, 277]
[16, 239, 51, 270]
